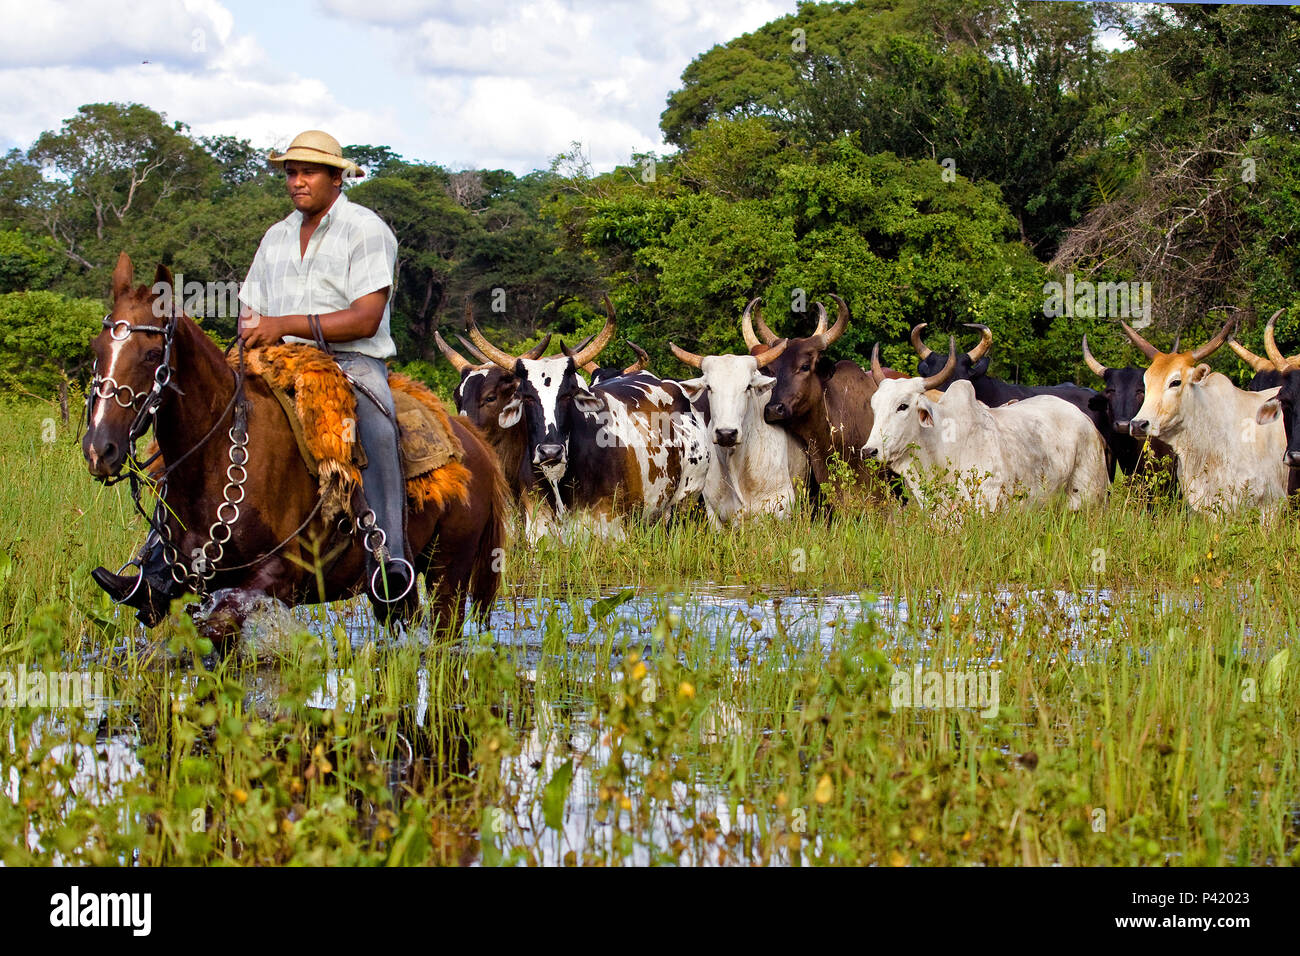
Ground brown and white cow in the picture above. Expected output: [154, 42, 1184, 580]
[749, 295, 906, 500]
[468, 303, 709, 540]
[1126, 318, 1288, 514]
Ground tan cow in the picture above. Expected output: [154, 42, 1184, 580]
[1126, 319, 1287, 514]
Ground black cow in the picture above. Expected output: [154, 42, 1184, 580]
[1080, 334, 1179, 489]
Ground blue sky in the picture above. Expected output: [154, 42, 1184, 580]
[0, 0, 790, 173]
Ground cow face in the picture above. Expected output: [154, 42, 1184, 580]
[1256, 371, 1300, 468]
[1097, 366, 1147, 435]
[678, 354, 775, 448]
[499, 356, 604, 480]
[863, 376, 945, 470]
[454, 367, 518, 432]
[761, 338, 835, 424]
[1129, 354, 1213, 440]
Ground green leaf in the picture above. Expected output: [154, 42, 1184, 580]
[591, 589, 635, 622]
[1264, 648, 1289, 696]
[542, 759, 574, 831]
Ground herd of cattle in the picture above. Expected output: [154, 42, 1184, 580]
[432, 297, 1300, 536]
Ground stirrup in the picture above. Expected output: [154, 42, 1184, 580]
[369, 557, 416, 603]
[109, 559, 147, 605]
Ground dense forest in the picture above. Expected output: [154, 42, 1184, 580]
[2, 0, 1298, 405]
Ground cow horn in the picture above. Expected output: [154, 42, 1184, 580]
[921, 337, 958, 390]
[570, 297, 616, 368]
[755, 338, 789, 368]
[523, 333, 553, 360]
[455, 333, 491, 366]
[1263, 308, 1287, 369]
[1190, 316, 1235, 363]
[870, 343, 886, 385]
[1228, 338, 1272, 373]
[1120, 321, 1159, 360]
[669, 342, 704, 369]
[1081, 335, 1106, 378]
[568, 333, 598, 373]
[741, 297, 766, 351]
[435, 330, 476, 373]
[465, 304, 519, 371]
[909, 323, 933, 360]
[622, 341, 650, 375]
[963, 323, 993, 363]
[812, 301, 828, 337]
[814, 294, 849, 349]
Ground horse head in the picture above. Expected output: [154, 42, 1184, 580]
[83, 252, 180, 478]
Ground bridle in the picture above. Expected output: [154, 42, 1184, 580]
[86, 312, 181, 454]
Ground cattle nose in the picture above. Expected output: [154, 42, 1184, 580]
[764, 402, 787, 422]
[864, 446, 879, 460]
[1114, 419, 1131, 432]
[1128, 420, 1149, 438]
[1285, 450, 1300, 469]
[535, 443, 565, 465]
[714, 428, 739, 448]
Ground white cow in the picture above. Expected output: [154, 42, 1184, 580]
[671, 341, 809, 523]
[863, 345, 1108, 512]
[1124, 320, 1287, 514]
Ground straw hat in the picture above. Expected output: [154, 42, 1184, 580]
[268, 130, 363, 177]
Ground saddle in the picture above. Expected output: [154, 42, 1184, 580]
[237, 344, 469, 521]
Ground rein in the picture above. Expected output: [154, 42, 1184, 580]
[87, 310, 326, 596]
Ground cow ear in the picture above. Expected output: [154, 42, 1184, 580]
[1257, 397, 1281, 426]
[574, 390, 605, 414]
[917, 398, 935, 428]
[1087, 393, 1108, 412]
[970, 356, 990, 378]
[678, 377, 706, 401]
[498, 396, 522, 429]
[815, 356, 836, 380]
[750, 372, 776, 394]
[1190, 363, 1213, 384]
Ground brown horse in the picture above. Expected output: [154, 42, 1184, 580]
[83, 253, 507, 638]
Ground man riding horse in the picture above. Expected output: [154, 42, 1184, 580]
[93, 130, 416, 619]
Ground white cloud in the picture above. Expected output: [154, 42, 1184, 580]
[2, 0, 793, 173]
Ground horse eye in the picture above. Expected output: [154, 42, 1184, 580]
[145, 348, 163, 362]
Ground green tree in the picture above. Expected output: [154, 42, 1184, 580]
[0, 290, 105, 419]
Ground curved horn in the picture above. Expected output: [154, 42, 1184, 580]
[755, 338, 789, 368]
[815, 294, 849, 349]
[669, 342, 704, 369]
[921, 337, 958, 390]
[870, 343, 886, 385]
[963, 323, 993, 363]
[812, 301, 828, 337]
[454, 333, 491, 366]
[465, 305, 519, 371]
[1263, 308, 1287, 369]
[570, 297, 616, 368]
[741, 297, 765, 351]
[754, 302, 779, 345]
[1081, 335, 1106, 378]
[909, 323, 933, 360]
[622, 341, 650, 375]
[523, 333, 553, 360]
[1229, 338, 1272, 373]
[1190, 316, 1235, 363]
[435, 330, 475, 373]
[1120, 321, 1159, 360]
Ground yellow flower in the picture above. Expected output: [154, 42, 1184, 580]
[677, 681, 695, 699]
[232, 788, 248, 805]
[814, 774, 834, 804]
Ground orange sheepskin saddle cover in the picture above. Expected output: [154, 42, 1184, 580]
[236, 344, 469, 521]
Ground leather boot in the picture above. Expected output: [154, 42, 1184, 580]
[91, 537, 183, 627]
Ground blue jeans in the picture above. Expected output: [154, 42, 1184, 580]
[333, 351, 406, 565]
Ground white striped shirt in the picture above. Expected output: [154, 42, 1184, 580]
[239, 192, 398, 359]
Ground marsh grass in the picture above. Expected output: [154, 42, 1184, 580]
[1, 398, 1298, 865]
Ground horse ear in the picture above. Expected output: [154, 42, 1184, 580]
[154, 262, 174, 291]
[112, 252, 134, 301]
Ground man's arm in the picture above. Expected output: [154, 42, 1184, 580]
[239, 288, 390, 348]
